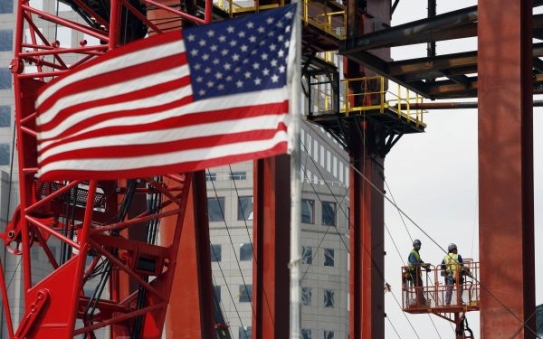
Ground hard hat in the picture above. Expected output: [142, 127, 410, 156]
[448, 243, 457, 252]
[413, 239, 421, 246]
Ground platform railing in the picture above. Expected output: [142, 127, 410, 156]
[340, 76, 426, 127]
[401, 260, 480, 313]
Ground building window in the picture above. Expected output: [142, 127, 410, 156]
[301, 329, 312, 339]
[324, 248, 334, 267]
[0, 30, 13, 52]
[324, 330, 334, 339]
[213, 285, 221, 303]
[239, 326, 252, 339]
[0, 0, 13, 13]
[239, 243, 253, 261]
[205, 172, 216, 181]
[0, 68, 12, 90]
[302, 246, 312, 264]
[324, 289, 335, 308]
[237, 196, 253, 220]
[229, 171, 246, 180]
[301, 287, 312, 306]
[322, 201, 336, 226]
[301, 199, 314, 224]
[239, 284, 252, 303]
[210, 244, 222, 262]
[0, 106, 11, 127]
[0, 144, 10, 165]
[208, 197, 225, 221]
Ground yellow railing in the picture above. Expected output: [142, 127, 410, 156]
[213, 0, 281, 16]
[302, 0, 346, 39]
[340, 76, 426, 127]
[212, 0, 347, 39]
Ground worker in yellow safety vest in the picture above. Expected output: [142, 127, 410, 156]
[441, 243, 464, 305]
[407, 239, 431, 304]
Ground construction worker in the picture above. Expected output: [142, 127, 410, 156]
[407, 239, 431, 304]
[441, 243, 464, 305]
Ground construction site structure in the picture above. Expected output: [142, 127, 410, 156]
[2, 0, 537, 338]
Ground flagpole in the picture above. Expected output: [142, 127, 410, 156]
[289, 1, 302, 338]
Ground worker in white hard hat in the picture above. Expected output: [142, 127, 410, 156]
[441, 243, 464, 305]
[407, 239, 431, 305]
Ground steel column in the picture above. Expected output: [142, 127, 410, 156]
[252, 156, 290, 339]
[163, 172, 214, 339]
[478, 0, 536, 338]
[349, 121, 385, 339]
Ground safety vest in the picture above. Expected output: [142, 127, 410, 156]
[408, 249, 421, 272]
[444, 253, 460, 278]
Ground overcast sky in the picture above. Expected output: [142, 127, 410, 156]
[382, 0, 542, 337]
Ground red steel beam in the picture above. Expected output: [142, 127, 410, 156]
[478, 0, 536, 338]
[163, 172, 214, 339]
[253, 156, 290, 339]
[348, 121, 385, 339]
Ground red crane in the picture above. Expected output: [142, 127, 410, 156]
[5, 1, 213, 337]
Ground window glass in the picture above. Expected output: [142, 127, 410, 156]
[324, 330, 335, 339]
[206, 172, 216, 181]
[0, 106, 11, 127]
[301, 287, 312, 306]
[324, 248, 335, 267]
[322, 201, 336, 226]
[210, 244, 222, 262]
[239, 243, 253, 261]
[229, 171, 246, 180]
[0, 68, 12, 90]
[324, 289, 335, 308]
[301, 329, 312, 339]
[0, 144, 10, 165]
[301, 199, 314, 224]
[213, 285, 221, 303]
[207, 197, 225, 221]
[0, 0, 13, 13]
[302, 246, 312, 264]
[237, 196, 253, 220]
[239, 326, 252, 339]
[239, 284, 252, 302]
[0, 30, 13, 52]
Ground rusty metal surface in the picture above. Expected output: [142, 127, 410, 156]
[478, 0, 536, 338]
[341, 1, 543, 100]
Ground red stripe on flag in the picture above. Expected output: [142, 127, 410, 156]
[38, 101, 288, 155]
[37, 142, 288, 182]
[39, 124, 287, 167]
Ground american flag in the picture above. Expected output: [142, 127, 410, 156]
[35, 4, 297, 181]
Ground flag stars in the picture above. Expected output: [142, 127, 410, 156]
[185, 5, 295, 101]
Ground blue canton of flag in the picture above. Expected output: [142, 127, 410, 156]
[184, 4, 296, 101]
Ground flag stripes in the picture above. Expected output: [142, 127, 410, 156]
[35, 5, 297, 181]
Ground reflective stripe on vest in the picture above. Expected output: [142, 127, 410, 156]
[444, 253, 459, 274]
[408, 249, 421, 271]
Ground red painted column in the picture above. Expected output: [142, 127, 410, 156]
[349, 121, 385, 339]
[478, 1, 535, 338]
[163, 171, 214, 339]
[252, 156, 290, 339]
